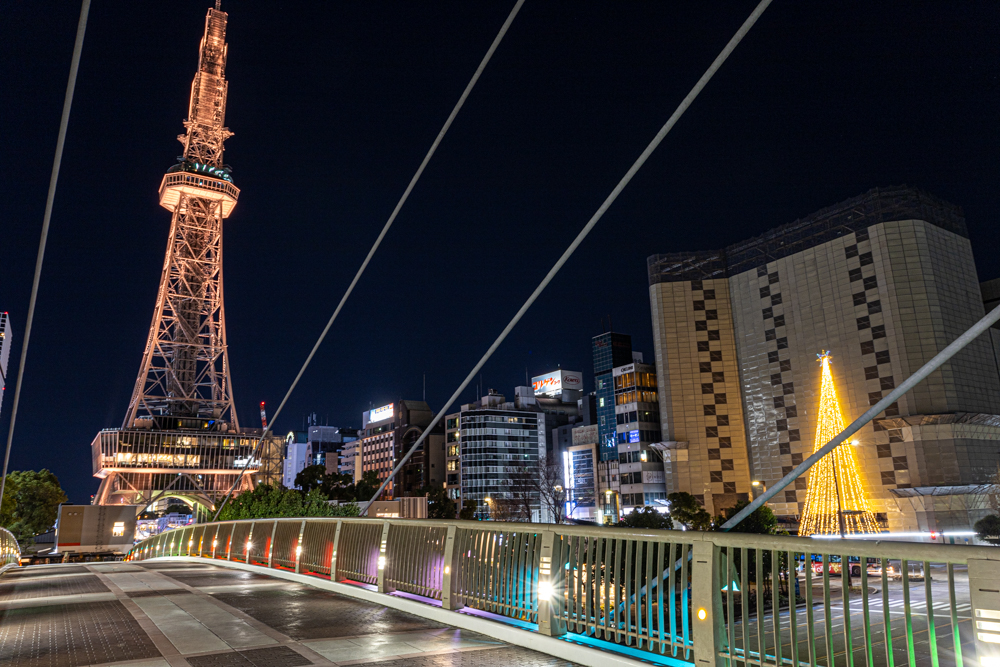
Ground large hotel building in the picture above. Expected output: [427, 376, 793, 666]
[648, 187, 1000, 532]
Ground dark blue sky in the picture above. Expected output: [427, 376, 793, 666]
[2, 1, 998, 504]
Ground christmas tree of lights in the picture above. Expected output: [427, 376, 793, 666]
[798, 352, 880, 536]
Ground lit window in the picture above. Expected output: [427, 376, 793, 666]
[112, 521, 126, 537]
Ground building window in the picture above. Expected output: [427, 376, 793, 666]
[112, 522, 126, 537]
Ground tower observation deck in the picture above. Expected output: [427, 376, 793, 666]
[92, 6, 279, 513]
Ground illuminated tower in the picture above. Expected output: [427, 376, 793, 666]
[798, 352, 880, 536]
[92, 5, 271, 513]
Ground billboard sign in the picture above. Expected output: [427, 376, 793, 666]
[532, 370, 583, 396]
[612, 363, 635, 377]
[368, 403, 394, 424]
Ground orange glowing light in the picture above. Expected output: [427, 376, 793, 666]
[798, 353, 880, 536]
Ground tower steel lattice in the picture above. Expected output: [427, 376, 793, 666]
[93, 6, 280, 514]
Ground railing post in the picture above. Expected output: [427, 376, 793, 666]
[267, 521, 278, 568]
[537, 530, 567, 637]
[226, 522, 233, 560]
[294, 519, 306, 574]
[330, 521, 342, 581]
[246, 522, 255, 563]
[377, 521, 392, 593]
[691, 539, 725, 667]
[442, 525, 460, 610]
[969, 557, 1000, 664]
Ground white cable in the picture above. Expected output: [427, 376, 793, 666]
[213, 0, 527, 520]
[0, 0, 91, 507]
[368, 0, 774, 508]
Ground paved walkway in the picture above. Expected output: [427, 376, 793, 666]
[0, 562, 575, 667]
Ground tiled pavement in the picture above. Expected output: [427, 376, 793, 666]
[0, 561, 578, 667]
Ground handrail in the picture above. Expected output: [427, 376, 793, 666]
[127, 516, 1000, 667]
[0, 525, 21, 569]
[167, 516, 995, 562]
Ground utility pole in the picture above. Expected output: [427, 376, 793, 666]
[831, 458, 853, 589]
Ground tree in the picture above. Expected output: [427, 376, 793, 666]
[504, 454, 568, 523]
[975, 514, 1000, 545]
[716, 500, 779, 535]
[619, 505, 674, 530]
[421, 486, 457, 519]
[353, 471, 381, 503]
[294, 465, 327, 494]
[458, 499, 477, 521]
[667, 492, 713, 530]
[216, 484, 359, 521]
[0, 470, 68, 543]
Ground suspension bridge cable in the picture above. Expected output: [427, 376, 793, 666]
[0, 0, 91, 506]
[366, 0, 774, 510]
[213, 0, 527, 520]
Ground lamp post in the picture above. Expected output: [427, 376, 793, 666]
[483, 497, 493, 521]
[553, 485, 564, 523]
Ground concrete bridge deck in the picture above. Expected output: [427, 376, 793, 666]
[0, 562, 574, 667]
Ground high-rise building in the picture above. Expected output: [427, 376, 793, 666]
[354, 401, 443, 499]
[648, 187, 1000, 531]
[90, 7, 277, 512]
[612, 361, 665, 509]
[307, 425, 359, 470]
[0, 312, 10, 419]
[592, 332, 637, 462]
[282, 431, 311, 489]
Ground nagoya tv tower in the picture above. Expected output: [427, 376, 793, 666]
[92, 3, 275, 515]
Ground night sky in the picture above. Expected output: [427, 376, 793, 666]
[2, 1, 998, 504]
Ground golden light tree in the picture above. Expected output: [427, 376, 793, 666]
[798, 352, 880, 536]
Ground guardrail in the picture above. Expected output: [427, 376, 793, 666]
[127, 518, 1000, 667]
[1, 526, 20, 569]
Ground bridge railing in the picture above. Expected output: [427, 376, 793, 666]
[127, 517, 1000, 667]
[1, 526, 20, 569]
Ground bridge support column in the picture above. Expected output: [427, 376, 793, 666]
[442, 525, 461, 610]
[691, 540, 725, 667]
[537, 530, 566, 637]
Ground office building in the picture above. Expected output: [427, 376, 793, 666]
[307, 425, 359, 470]
[0, 312, 9, 419]
[355, 400, 444, 499]
[592, 332, 640, 462]
[446, 390, 550, 521]
[282, 431, 311, 489]
[559, 392, 622, 523]
[648, 186, 1000, 531]
[443, 378, 588, 522]
[613, 361, 666, 509]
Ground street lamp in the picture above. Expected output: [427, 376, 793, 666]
[483, 497, 493, 521]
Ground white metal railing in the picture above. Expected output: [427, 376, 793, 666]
[0, 526, 20, 569]
[127, 517, 1000, 667]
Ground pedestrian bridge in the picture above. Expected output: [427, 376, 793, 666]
[3, 518, 999, 667]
